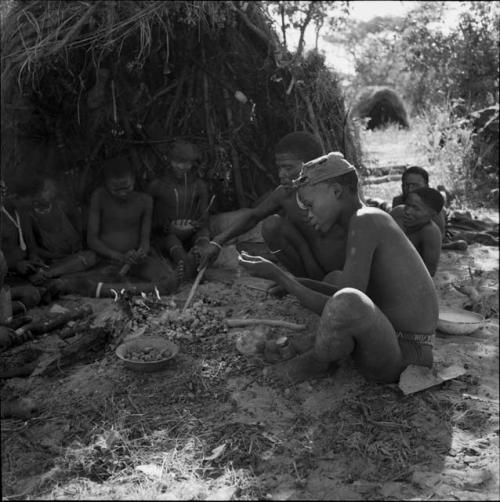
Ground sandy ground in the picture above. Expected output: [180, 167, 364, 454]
[1, 126, 498, 500]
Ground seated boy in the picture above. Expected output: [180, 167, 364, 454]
[23, 177, 97, 284]
[148, 140, 211, 280]
[390, 187, 444, 276]
[49, 156, 178, 298]
[392, 166, 446, 235]
[1, 181, 44, 311]
[199, 132, 347, 280]
[238, 152, 438, 385]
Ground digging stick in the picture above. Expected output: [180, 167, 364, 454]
[182, 266, 207, 312]
[226, 318, 306, 331]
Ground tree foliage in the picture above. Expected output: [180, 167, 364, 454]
[330, 1, 499, 114]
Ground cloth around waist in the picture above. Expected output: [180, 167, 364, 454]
[397, 331, 435, 347]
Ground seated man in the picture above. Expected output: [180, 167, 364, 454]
[49, 156, 178, 298]
[392, 166, 446, 235]
[23, 177, 97, 284]
[1, 181, 44, 311]
[238, 152, 438, 385]
[390, 187, 444, 276]
[148, 139, 211, 280]
[200, 132, 347, 280]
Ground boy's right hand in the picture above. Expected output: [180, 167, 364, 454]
[197, 242, 221, 270]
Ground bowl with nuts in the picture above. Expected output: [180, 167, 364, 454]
[115, 336, 179, 372]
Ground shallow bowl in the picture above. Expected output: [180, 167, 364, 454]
[437, 306, 485, 335]
[116, 336, 179, 372]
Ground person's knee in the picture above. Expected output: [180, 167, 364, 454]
[326, 288, 376, 326]
[12, 285, 41, 308]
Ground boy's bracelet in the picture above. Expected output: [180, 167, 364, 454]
[209, 240, 222, 250]
[195, 236, 210, 244]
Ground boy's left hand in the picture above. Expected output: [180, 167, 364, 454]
[238, 251, 280, 281]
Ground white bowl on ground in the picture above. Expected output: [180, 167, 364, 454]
[437, 306, 485, 335]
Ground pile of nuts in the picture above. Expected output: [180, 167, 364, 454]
[159, 300, 227, 340]
[125, 346, 172, 362]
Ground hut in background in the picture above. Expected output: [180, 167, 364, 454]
[1, 1, 361, 213]
[352, 86, 410, 131]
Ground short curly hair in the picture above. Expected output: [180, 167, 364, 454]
[275, 131, 323, 163]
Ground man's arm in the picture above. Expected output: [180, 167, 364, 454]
[139, 194, 153, 254]
[211, 187, 285, 246]
[86, 189, 124, 262]
[420, 224, 442, 277]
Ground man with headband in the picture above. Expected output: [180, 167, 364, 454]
[239, 151, 438, 384]
[198, 132, 347, 281]
[392, 186, 444, 276]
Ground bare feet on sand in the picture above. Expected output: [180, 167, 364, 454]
[264, 350, 338, 385]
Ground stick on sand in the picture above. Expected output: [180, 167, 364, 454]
[182, 265, 207, 312]
[226, 318, 306, 331]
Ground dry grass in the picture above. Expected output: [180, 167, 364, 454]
[358, 108, 485, 209]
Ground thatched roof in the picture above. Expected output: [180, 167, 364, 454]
[351, 86, 410, 130]
[1, 0, 361, 210]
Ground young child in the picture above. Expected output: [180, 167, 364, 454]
[392, 166, 446, 235]
[238, 151, 438, 385]
[23, 177, 97, 284]
[390, 187, 444, 276]
[49, 156, 178, 298]
[148, 140, 211, 280]
[199, 132, 347, 280]
[1, 181, 44, 311]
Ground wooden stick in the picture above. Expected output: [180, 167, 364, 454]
[226, 318, 306, 331]
[182, 266, 207, 312]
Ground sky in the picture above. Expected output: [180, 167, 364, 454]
[281, 1, 464, 75]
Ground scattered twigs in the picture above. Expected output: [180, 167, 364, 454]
[183, 266, 208, 312]
[226, 318, 306, 331]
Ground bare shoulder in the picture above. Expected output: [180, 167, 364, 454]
[351, 206, 394, 231]
[421, 220, 442, 239]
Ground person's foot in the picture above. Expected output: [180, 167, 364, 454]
[264, 350, 337, 385]
[289, 332, 316, 354]
[263, 338, 297, 363]
[442, 239, 468, 251]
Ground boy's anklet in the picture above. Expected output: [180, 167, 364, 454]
[95, 282, 103, 299]
[209, 240, 222, 250]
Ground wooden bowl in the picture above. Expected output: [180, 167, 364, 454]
[116, 337, 179, 372]
[437, 306, 485, 335]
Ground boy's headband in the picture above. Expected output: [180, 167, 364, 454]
[293, 152, 356, 187]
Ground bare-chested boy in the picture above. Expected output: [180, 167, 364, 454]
[391, 187, 444, 276]
[23, 177, 97, 284]
[1, 181, 44, 310]
[148, 139, 211, 280]
[49, 157, 178, 298]
[239, 152, 438, 384]
[392, 166, 446, 235]
[200, 132, 347, 280]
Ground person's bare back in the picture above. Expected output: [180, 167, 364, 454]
[340, 207, 438, 333]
